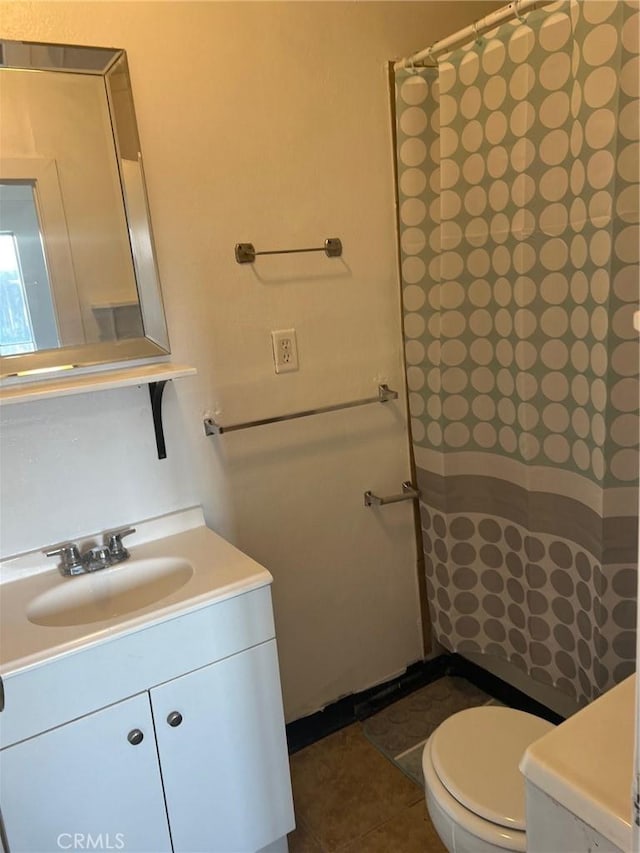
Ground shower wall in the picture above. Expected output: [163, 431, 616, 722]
[394, 0, 639, 706]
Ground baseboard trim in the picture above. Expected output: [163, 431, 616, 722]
[286, 657, 449, 754]
[445, 654, 565, 726]
[286, 653, 564, 754]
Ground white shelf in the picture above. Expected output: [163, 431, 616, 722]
[0, 363, 196, 405]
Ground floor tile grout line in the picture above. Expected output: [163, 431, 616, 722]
[292, 810, 326, 853]
[333, 796, 424, 852]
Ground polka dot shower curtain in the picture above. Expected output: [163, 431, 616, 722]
[394, 0, 639, 706]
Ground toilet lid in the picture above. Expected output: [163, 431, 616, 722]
[431, 706, 554, 831]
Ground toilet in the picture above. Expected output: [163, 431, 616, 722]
[422, 705, 554, 852]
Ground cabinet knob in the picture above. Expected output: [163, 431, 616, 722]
[167, 711, 183, 727]
[127, 728, 144, 745]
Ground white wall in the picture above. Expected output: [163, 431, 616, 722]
[0, 0, 497, 722]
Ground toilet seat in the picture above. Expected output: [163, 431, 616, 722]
[422, 706, 555, 852]
[432, 706, 553, 830]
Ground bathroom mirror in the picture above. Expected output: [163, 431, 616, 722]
[0, 39, 170, 379]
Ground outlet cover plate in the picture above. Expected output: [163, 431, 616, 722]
[271, 329, 299, 373]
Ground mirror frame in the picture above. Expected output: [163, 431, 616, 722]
[0, 39, 170, 380]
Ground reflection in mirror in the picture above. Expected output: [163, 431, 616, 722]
[0, 184, 57, 354]
[0, 40, 169, 379]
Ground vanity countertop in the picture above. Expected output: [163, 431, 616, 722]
[520, 674, 635, 851]
[0, 511, 272, 677]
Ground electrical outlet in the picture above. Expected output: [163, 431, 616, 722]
[271, 329, 299, 373]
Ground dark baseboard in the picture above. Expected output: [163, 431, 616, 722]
[444, 654, 565, 726]
[286, 652, 564, 754]
[286, 656, 449, 754]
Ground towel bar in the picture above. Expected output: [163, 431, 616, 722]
[235, 238, 342, 264]
[204, 384, 398, 435]
[364, 481, 420, 507]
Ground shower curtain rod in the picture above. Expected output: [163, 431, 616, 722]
[394, 0, 553, 70]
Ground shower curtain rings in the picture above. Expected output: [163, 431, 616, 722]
[514, 0, 526, 23]
[472, 21, 483, 46]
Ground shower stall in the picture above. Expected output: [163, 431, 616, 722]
[392, 0, 639, 711]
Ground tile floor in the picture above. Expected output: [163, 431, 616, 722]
[287, 676, 493, 852]
[287, 723, 445, 853]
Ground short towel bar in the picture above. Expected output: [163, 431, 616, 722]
[204, 384, 398, 436]
[364, 481, 420, 507]
[235, 238, 342, 264]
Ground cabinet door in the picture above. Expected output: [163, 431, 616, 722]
[0, 692, 172, 853]
[152, 639, 294, 853]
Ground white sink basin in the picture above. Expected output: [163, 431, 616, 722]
[27, 558, 194, 627]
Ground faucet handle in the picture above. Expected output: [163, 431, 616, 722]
[105, 527, 136, 561]
[44, 543, 83, 576]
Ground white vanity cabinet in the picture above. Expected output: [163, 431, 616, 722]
[0, 582, 295, 853]
[1, 692, 173, 852]
[521, 675, 634, 853]
[153, 638, 293, 853]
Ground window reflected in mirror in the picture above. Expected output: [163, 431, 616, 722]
[0, 227, 38, 355]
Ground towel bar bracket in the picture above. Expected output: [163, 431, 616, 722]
[377, 383, 397, 403]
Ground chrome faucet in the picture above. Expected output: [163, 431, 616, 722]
[43, 543, 84, 576]
[44, 527, 136, 576]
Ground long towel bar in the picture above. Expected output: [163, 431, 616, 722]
[235, 238, 342, 264]
[364, 481, 420, 507]
[204, 384, 398, 435]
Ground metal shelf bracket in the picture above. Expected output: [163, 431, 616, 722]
[148, 380, 168, 460]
